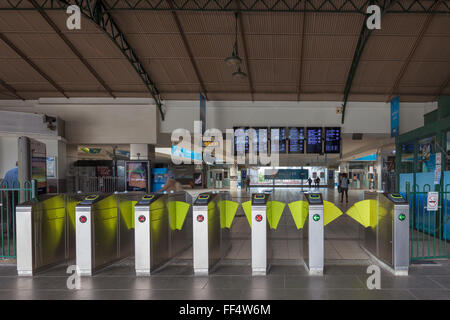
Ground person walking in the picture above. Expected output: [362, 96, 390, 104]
[307, 177, 312, 189]
[339, 173, 349, 203]
[315, 177, 320, 189]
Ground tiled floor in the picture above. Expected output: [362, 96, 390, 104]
[1, 261, 450, 300]
[1, 187, 449, 300]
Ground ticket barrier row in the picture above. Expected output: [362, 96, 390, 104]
[245, 192, 410, 276]
[17, 191, 193, 277]
[16, 191, 409, 277]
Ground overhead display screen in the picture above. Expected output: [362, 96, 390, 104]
[270, 127, 286, 154]
[306, 127, 323, 154]
[255, 127, 268, 155]
[288, 127, 305, 153]
[234, 127, 248, 155]
[324, 127, 341, 154]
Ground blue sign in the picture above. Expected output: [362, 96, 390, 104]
[264, 169, 309, 180]
[391, 96, 399, 137]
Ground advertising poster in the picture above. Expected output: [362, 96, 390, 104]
[32, 156, 47, 195]
[126, 161, 149, 192]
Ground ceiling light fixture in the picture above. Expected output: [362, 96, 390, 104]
[225, 12, 242, 68]
[232, 66, 247, 80]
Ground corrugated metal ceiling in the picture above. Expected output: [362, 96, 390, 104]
[0, 10, 448, 102]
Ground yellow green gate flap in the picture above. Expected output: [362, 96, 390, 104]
[218, 200, 240, 229]
[242, 200, 252, 227]
[323, 201, 343, 226]
[168, 201, 191, 230]
[120, 200, 137, 230]
[288, 200, 309, 229]
[345, 199, 387, 228]
[266, 200, 285, 229]
[241, 200, 285, 229]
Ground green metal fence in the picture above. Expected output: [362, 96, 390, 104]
[407, 184, 450, 260]
[0, 181, 35, 259]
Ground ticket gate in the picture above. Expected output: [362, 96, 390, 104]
[75, 193, 139, 276]
[302, 193, 324, 275]
[192, 192, 234, 276]
[134, 192, 192, 276]
[356, 192, 410, 275]
[16, 194, 82, 276]
[250, 193, 271, 276]
[240, 192, 286, 275]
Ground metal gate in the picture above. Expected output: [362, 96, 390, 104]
[408, 184, 450, 260]
[0, 181, 34, 259]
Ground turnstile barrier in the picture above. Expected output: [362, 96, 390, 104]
[75, 193, 140, 276]
[242, 193, 286, 275]
[348, 192, 410, 275]
[16, 194, 82, 276]
[134, 192, 192, 276]
[288, 196, 343, 275]
[302, 193, 324, 275]
[289, 199, 343, 230]
[192, 192, 238, 275]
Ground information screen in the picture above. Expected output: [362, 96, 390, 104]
[288, 127, 305, 153]
[270, 127, 287, 154]
[324, 127, 341, 154]
[306, 127, 323, 154]
[253, 127, 268, 155]
[234, 127, 248, 155]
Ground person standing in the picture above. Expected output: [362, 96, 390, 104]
[307, 177, 312, 189]
[245, 174, 250, 193]
[339, 173, 349, 203]
[315, 177, 320, 189]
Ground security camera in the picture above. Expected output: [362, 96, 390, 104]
[43, 115, 57, 131]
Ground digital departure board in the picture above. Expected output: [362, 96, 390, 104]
[306, 127, 323, 154]
[234, 127, 248, 155]
[324, 127, 341, 154]
[288, 127, 305, 153]
[270, 127, 287, 154]
[255, 127, 268, 155]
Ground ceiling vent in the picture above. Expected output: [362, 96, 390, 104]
[352, 133, 363, 140]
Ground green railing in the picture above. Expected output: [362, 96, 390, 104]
[407, 184, 450, 261]
[0, 181, 35, 259]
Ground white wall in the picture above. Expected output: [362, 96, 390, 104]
[0, 136, 18, 178]
[160, 100, 438, 135]
[0, 98, 159, 144]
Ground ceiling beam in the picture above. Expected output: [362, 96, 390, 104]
[167, 0, 208, 100]
[296, 2, 307, 101]
[0, 32, 69, 98]
[2, 0, 448, 14]
[0, 78, 25, 100]
[54, 0, 165, 119]
[386, 0, 443, 102]
[341, 0, 399, 124]
[434, 77, 449, 100]
[30, 0, 115, 98]
[234, 2, 255, 101]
